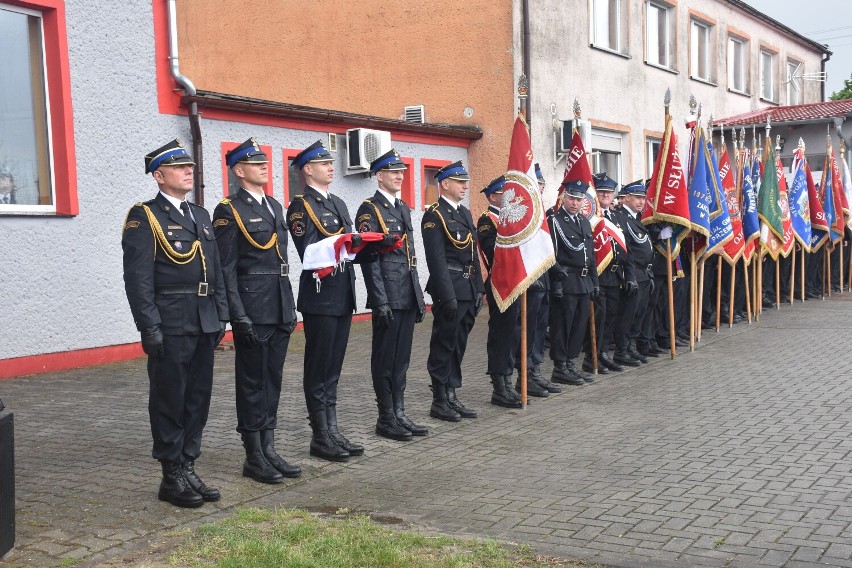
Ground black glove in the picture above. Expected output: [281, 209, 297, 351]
[373, 304, 394, 329]
[416, 306, 427, 323]
[552, 287, 564, 301]
[474, 294, 484, 316]
[649, 279, 656, 295]
[625, 280, 638, 297]
[215, 321, 227, 346]
[381, 234, 399, 247]
[553, 267, 569, 282]
[140, 325, 164, 360]
[232, 315, 258, 347]
[350, 233, 363, 248]
[285, 311, 298, 334]
[590, 286, 600, 300]
[439, 298, 458, 320]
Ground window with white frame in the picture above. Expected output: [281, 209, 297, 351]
[591, 129, 624, 182]
[646, 137, 662, 179]
[727, 36, 748, 93]
[0, 5, 54, 210]
[646, 1, 673, 69]
[760, 49, 777, 102]
[787, 60, 802, 105]
[690, 19, 712, 81]
[590, 0, 626, 53]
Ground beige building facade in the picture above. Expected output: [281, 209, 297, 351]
[519, 0, 829, 202]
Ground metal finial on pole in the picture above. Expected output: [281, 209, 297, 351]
[573, 98, 581, 120]
[664, 88, 671, 117]
[697, 103, 703, 124]
[799, 137, 806, 153]
[518, 74, 528, 117]
[775, 134, 782, 152]
[689, 94, 697, 115]
[739, 128, 745, 150]
[720, 123, 725, 145]
[765, 113, 772, 142]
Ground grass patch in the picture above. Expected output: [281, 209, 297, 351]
[170, 507, 580, 567]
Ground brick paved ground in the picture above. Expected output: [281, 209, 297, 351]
[2, 294, 852, 567]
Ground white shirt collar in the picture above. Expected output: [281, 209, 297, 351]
[441, 195, 460, 210]
[242, 186, 266, 202]
[623, 204, 640, 218]
[377, 188, 399, 207]
[159, 191, 187, 211]
[309, 185, 329, 199]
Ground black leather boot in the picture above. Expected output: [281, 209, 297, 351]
[491, 374, 523, 408]
[394, 391, 428, 436]
[242, 431, 284, 484]
[613, 349, 642, 367]
[582, 356, 609, 375]
[516, 373, 549, 397]
[376, 394, 413, 441]
[446, 386, 477, 418]
[502, 373, 522, 402]
[551, 361, 571, 383]
[599, 352, 625, 372]
[530, 365, 562, 393]
[429, 379, 462, 422]
[309, 411, 350, 462]
[260, 430, 302, 478]
[158, 460, 203, 508]
[569, 360, 593, 383]
[183, 460, 220, 502]
[327, 405, 364, 456]
[628, 340, 648, 364]
[552, 361, 584, 385]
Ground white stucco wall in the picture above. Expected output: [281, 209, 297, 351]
[0, 1, 465, 361]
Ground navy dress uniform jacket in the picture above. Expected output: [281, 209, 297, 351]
[212, 189, 296, 325]
[548, 209, 599, 294]
[287, 186, 356, 316]
[616, 205, 655, 283]
[122, 193, 228, 334]
[356, 191, 425, 311]
[421, 197, 484, 302]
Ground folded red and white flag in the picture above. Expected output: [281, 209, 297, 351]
[303, 232, 401, 279]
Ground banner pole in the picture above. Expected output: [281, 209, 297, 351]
[790, 245, 796, 305]
[757, 248, 763, 318]
[666, 239, 676, 359]
[840, 240, 845, 294]
[729, 261, 736, 327]
[715, 256, 722, 331]
[775, 256, 781, 309]
[697, 257, 706, 342]
[521, 292, 527, 408]
[690, 247, 695, 351]
[743, 256, 752, 323]
[589, 300, 598, 374]
[827, 244, 833, 297]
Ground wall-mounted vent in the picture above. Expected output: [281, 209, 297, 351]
[404, 105, 425, 123]
[327, 133, 338, 152]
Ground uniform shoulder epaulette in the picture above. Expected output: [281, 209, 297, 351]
[479, 211, 490, 218]
[362, 198, 374, 205]
[143, 198, 156, 205]
[134, 202, 144, 207]
[220, 198, 231, 205]
[427, 202, 440, 212]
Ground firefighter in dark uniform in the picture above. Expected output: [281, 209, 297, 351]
[548, 179, 599, 385]
[122, 139, 229, 508]
[213, 138, 301, 485]
[287, 140, 362, 462]
[613, 180, 656, 366]
[516, 164, 562, 395]
[356, 149, 428, 441]
[476, 175, 523, 408]
[422, 160, 484, 421]
[583, 173, 635, 375]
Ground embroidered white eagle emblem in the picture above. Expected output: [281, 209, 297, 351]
[499, 188, 528, 225]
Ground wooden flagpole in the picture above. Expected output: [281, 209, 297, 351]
[790, 244, 796, 305]
[775, 258, 781, 309]
[743, 256, 752, 323]
[715, 256, 723, 331]
[802, 246, 806, 303]
[697, 256, 705, 342]
[575, 99, 599, 375]
[729, 262, 736, 327]
[690, 247, 696, 351]
[518, 75, 528, 408]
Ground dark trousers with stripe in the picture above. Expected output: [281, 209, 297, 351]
[302, 313, 352, 414]
[371, 308, 416, 402]
[234, 324, 291, 434]
[427, 300, 476, 387]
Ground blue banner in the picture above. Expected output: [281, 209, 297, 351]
[788, 152, 812, 249]
[687, 129, 711, 237]
[742, 158, 760, 241]
[705, 139, 734, 256]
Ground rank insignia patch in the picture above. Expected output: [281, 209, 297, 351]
[423, 222, 436, 229]
[124, 220, 140, 230]
[213, 219, 228, 227]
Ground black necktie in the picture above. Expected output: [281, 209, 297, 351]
[261, 196, 274, 218]
[604, 210, 611, 221]
[180, 201, 193, 222]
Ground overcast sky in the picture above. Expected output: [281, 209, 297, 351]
[744, 0, 852, 100]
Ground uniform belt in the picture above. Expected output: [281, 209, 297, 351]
[381, 255, 417, 268]
[610, 263, 622, 272]
[646, 263, 653, 271]
[565, 265, 589, 277]
[238, 264, 289, 277]
[156, 283, 214, 297]
[447, 263, 474, 278]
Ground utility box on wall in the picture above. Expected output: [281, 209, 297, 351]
[0, 401, 13, 558]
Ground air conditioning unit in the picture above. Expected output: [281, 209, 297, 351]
[558, 119, 592, 154]
[346, 128, 392, 174]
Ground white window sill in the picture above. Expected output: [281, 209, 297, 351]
[690, 75, 717, 87]
[759, 96, 780, 106]
[727, 87, 751, 98]
[589, 44, 632, 60]
[644, 60, 679, 75]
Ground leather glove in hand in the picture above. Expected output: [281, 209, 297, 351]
[141, 325, 164, 360]
[232, 315, 259, 347]
[590, 286, 600, 300]
[381, 234, 399, 247]
[215, 321, 226, 346]
[285, 311, 298, 334]
[474, 294, 484, 316]
[350, 233, 363, 248]
[552, 287, 564, 301]
[553, 267, 569, 282]
[649, 279, 656, 295]
[440, 298, 458, 321]
[624, 280, 638, 297]
[374, 304, 394, 329]
[416, 306, 427, 324]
